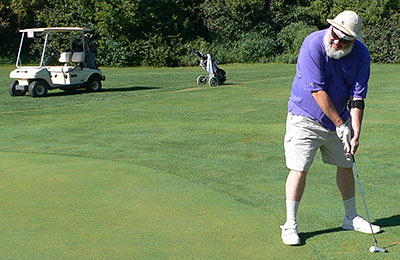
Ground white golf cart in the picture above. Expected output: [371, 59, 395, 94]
[9, 27, 105, 97]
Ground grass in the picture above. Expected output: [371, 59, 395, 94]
[0, 63, 399, 259]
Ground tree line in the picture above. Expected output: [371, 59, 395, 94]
[1, 0, 399, 66]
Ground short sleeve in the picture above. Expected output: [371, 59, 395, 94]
[351, 42, 370, 99]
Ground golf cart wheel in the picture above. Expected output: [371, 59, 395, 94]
[9, 80, 26, 96]
[86, 75, 102, 92]
[197, 75, 207, 85]
[28, 80, 48, 97]
[209, 77, 219, 87]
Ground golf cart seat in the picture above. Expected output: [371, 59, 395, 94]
[59, 52, 72, 63]
[64, 52, 86, 72]
[71, 52, 85, 63]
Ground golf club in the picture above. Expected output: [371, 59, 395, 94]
[351, 154, 387, 253]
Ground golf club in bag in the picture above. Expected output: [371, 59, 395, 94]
[189, 45, 226, 87]
[351, 154, 387, 253]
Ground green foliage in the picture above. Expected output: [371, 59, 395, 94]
[209, 42, 238, 64]
[184, 37, 211, 66]
[360, 0, 400, 63]
[364, 13, 400, 63]
[1, 0, 400, 66]
[201, 0, 271, 41]
[0, 56, 15, 65]
[234, 29, 278, 63]
[0, 0, 24, 58]
[140, 35, 181, 67]
[275, 22, 318, 63]
[305, 0, 333, 28]
[96, 37, 138, 67]
[93, 0, 208, 66]
[36, 0, 95, 28]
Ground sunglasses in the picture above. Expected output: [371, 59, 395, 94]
[331, 29, 353, 44]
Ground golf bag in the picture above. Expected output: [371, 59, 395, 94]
[191, 48, 226, 87]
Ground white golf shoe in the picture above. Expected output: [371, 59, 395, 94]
[280, 223, 301, 245]
[342, 215, 381, 234]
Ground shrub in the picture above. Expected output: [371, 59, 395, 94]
[363, 13, 400, 63]
[235, 29, 278, 63]
[178, 37, 210, 67]
[275, 22, 318, 63]
[96, 37, 140, 67]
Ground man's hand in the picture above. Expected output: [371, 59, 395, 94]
[336, 122, 351, 153]
[350, 136, 359, 155]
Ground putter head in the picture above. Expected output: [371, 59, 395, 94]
[369, 245, 387, 253]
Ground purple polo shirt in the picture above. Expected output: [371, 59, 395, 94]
[288, 28, 370, 131]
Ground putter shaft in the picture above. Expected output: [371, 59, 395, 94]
[351, 155, 387, 253]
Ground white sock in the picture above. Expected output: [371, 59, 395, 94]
[343, 197, 357, 219]
[285, 200, 300, 226]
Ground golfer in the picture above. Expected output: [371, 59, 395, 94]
[281, 10, 381, 245]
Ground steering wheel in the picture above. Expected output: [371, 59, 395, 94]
[44, 48, 60, 66]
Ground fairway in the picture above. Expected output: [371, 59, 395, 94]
[0, 63, 399, 259]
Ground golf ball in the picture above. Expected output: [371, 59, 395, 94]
[369, 246, 376, 253]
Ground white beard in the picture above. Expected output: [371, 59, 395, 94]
[324, 31, 354, 59]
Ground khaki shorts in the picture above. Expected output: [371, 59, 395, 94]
[284, 112, 352, 172]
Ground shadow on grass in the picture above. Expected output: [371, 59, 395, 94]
[299, 227, 343, 245]
[221, 82, 239, 86]
[375, 214, 400, 228]
[373, 215, 400, 251]
[46, 86, 160, 97]
[297, 215, 400, 246]
[102, 86, 160, 92]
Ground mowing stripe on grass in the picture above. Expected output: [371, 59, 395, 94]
[0, 151, 313, 260]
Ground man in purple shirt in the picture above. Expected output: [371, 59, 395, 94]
[281, 11, 381, 246]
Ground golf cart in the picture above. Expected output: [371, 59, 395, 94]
[9, 27, 105, 97]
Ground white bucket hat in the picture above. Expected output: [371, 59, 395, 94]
[327, 10, 362, 39]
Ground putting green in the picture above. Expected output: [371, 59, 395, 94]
[0, 151, 308, 259]
[1, 64, 398, 259]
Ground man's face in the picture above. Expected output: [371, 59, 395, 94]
[329, 27, 354, 50]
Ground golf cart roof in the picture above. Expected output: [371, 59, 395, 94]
[19, 27, 86, 33]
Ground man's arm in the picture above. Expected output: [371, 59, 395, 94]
[311, 90, 344, 126]
[349, 97, 364, 154]
[311, 89, 352, 153]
